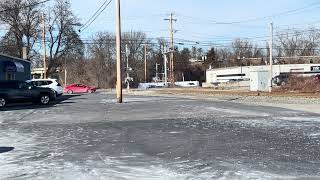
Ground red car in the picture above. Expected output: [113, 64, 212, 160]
[64, 84, 97, 94]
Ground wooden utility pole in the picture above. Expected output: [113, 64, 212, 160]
[269, 22, 273, 93]
[164, 13, 177, 86]
[41, 13, 47, 79]
[163, 47, 168, 86]
[115, 0, 122, 103]
[144, 44, 147, 83]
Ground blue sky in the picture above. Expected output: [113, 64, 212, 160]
[2, 0, 319, 48]
[71, 0, 320, 48]
[0, 0, 320, 46]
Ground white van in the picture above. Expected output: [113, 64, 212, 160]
[27, 79, 63, 96]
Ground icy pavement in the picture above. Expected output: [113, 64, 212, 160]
[0, 94, 320, 179]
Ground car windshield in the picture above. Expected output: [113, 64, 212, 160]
[2, 1, 320, 180]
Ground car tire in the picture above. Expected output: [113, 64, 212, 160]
[0, 97, 6, 107]
[88, 89, 93, 93]
[67, 90, 73, 94]
[39, 94, 50, 105]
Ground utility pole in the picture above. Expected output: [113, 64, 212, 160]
[115, 0, 122, 103]
[163, 48, 168, 86]
[155, 63, 160, 82]
[64, 58, 67, 86]
[144, 44, 147, 83]
[161, 45, 169, 86]
[126, 44, 130, 90]
[41, 13, 47, 79]
[164, 13, 177, 86]
[269, 22, 273, 93]
[182, 72, 185, 82]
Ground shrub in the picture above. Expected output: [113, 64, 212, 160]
[281, 76, 320, 93]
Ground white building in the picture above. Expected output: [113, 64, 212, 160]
[206, 64, 320, 84]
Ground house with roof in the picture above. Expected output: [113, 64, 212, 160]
[0, 54, 31, 81]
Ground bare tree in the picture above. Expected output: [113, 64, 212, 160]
[277, 28, 320, 57]
[122, 31, 149, 83]
[46, 0, 83, 76]
[232, 38, 254, 59]
[88, 32, 116, 88]
[0, 0, 42, 58]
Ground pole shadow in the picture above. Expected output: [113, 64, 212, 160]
[0, 147, 14, 153]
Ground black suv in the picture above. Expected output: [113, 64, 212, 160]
[272, 74, 290, 86]
[0, 80, 56, 107]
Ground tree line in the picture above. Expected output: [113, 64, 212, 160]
[1, 0, 320, 88]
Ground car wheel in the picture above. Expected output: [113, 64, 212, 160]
[39, 95, 50, 105]
[0, 97, 6, 107]
[88, 89, 93, 93]
[67, 90, 73, 94]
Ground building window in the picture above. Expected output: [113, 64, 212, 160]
[216, 73, 246, 77]
[5, 72, 15, 80]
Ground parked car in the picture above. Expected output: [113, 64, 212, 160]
[314, 74, 320, 81]
[273, 74, 290, 86]
[0, 80, 56, 107]
[27, 79, 63, 96]
[64, 84, 97, 94]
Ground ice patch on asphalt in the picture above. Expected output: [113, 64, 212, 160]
[178, 105, 270, 119]
[205, 106, 270, 117]
[0, 109, 36, 122]
[278, 116, 320, 122]
[0, 129, 303, 180]
[2, 152, 306, 180]
[100, 97, 185, 104]
[0, 129, 41, 179]
[309, 132, 320, 137]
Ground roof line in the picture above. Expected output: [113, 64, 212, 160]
[0, 53, 31, 63]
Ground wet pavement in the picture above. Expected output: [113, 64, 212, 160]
[0, 93, 320, 179]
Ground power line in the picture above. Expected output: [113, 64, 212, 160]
[79, 0, 110, 30]
[174, 27, 320, 46]
[0, 0, 50, 13]
[179, 15, 267, 29]
[79, 0, 113, 32]
[275, 19, 320, 29]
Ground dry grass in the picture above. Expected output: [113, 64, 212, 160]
[152, 86, 320, 98]
[279, 76, 320, 93]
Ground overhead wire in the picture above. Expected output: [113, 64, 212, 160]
[78, 0, 113, 32]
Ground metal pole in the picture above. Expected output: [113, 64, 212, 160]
[126, 44, 130, 90]
[115, 0, 122, 103]
[64, 58, 67, 86]
[170, 13, 175, 85]
[155, 63, 159, 82]
[269, 22, 273, 93]
[42, 13, 47, 79]
[182, 72, 185, 82]
[144, 45, 147, 83]
[164, 52, 168, 86]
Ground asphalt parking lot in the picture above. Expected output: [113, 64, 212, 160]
[0, 93, 320, 179]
